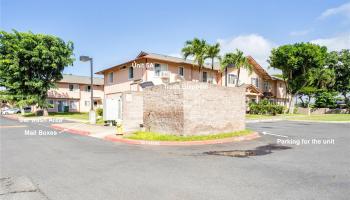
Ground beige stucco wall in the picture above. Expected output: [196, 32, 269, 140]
[143, 81, 246, 135]
[103, 59, 219, 95]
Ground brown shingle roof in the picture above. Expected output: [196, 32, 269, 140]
[59, 74, 104, 85]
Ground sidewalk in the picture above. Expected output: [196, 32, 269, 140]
[51, 123, 117, 139]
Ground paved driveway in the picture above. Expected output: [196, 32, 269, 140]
[1, 116, 349, 200]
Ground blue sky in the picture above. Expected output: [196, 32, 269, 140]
[1, 0, 350, 76]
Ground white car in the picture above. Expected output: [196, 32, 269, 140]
[2, 108, 21, 115]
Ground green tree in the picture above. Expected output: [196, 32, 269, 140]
[221, 49, 252, 87]
[182, 38, 207, 82]
[0, 30, 74, 115]
[204, 43, 221, 83]
[330, 50, 350, 106]
[268, 43, 328, 113]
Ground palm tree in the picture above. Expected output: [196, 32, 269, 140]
[182, 38, 207, 82]
[221, 49, 252, 87]
[205, 43, 221, 83]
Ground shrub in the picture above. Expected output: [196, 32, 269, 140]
[314, 90, 337, 108]
[249, 99, 285, 115]
[96, 108, 103, 116]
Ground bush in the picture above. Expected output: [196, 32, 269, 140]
[314, 91, 337, 108]
[96, 108, 103, 116]
[249, 99, 285, 115]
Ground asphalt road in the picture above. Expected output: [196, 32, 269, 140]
[1, 116, 349, 200]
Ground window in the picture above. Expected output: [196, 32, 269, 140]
[202, 72, 207, 82]
[48, 99, 54, 108]
[69, 84, 79, 91]
[264, 81, 269, 91]
[251, 78, 259, 88]
[85, 85, 91, 92]
[108, 72, 114, 83]
[69, 84, 74, 91]
[154, 64, 161, 76]
[178, 67, 184, 76]
[128, 67, 134, 79]
[70, 101, 77, 109]
[228, 74, 237, 85]
[84, 101, 90, 107]
[154, 63, 168, 76]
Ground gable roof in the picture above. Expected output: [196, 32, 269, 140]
[59, 74, 104, 85]
[96, 51, 271, 79]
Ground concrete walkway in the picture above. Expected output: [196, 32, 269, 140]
[51, 123, 117, 139]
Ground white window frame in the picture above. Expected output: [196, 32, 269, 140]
[70, 100, 77, 109]
[128, 67, 134, 80]
[154, 63, 168, 77]
[85, 85, 91, 92]
[202, 71, 208, 82]
[228, 74, 237, 85]
[108, 72, 114, 84]
[264, 81, 269, 91]
[69, 84, 74, 91]
[178, 66, 184, 76]
[251, 78, 259, 88]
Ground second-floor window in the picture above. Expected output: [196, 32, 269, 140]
[128, 67, 134, 79]
[228, 74, 237, 85]
[85, 85, 91, 92]
[69, 84, 78, 91]
[251, 78, 259, 88]
[264, 81, 270, 91]
[202, 72, 207, 82]
[108, 72, 114, 84]
[178, 67, 184, 76]
[154, 63, 168, 76]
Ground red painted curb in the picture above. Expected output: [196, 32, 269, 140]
[104, 132, 260, 146]
[50, 124, 91, 136]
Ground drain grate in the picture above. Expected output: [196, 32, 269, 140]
[204, 144, 292, 157]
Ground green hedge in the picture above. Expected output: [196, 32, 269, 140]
[96, 108, 103, 116]
[249, 99, 285, 115]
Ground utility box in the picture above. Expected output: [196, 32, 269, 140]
[103, 98, 122, 121]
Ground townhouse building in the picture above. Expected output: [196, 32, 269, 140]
[47, 74, 104, 112]
[96, 51, 289, 105]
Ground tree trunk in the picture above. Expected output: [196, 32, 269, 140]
[236, 67, 241, 87]
[20, 105, 24, 115]
[288, 94, 296, 114]
[43, 108, 49, 116]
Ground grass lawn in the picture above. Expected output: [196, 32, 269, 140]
[125, 129, 253, 141]
[287, 114, 350, 122]
[245, 114, 301, 120]
[246, 113, 350, 121]
[48, 112, 89, 120]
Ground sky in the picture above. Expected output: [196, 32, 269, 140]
[1, 0, 350, 77]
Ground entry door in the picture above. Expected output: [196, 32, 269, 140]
[57, 101, 64, 112]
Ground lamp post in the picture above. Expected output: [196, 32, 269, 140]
[80, 55, 96, 124]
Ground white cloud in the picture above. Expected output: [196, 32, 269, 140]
[311, 33, 350, 51]
[217, 34, 276, 69]
[289, 30, 310, 36]
[319, 2, 350, 19]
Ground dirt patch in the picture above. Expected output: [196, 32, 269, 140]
[204, 144, 292, 158]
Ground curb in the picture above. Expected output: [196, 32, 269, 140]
[246, 118, 284, 123]
[104, 132, 260, 146]
[51, 124, 90, 136]
[1, 115, 19, 120]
